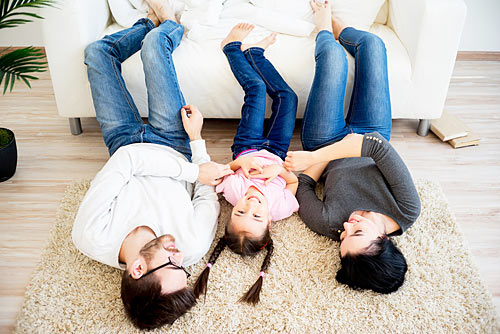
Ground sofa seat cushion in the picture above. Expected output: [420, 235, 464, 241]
[102, 22, 411, 119]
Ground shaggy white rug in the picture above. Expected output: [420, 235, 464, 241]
[15, 180, 500, 334]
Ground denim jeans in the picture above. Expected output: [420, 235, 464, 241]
[84, 18, 191, 159]
[301, 28, 391, 151]
[222, 42, 298, 160]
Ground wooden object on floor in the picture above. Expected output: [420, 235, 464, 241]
[430, 111, 468, 141]
[449, 128, 480, 148]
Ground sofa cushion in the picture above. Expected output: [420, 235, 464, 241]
[331, 0, 385, 31]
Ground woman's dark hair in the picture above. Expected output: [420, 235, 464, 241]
[193, 225, 273, 305]
[121, 271, 196, 330]
[336, 236, 407, 294]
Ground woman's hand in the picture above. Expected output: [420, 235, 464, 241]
[181, 105, 203, 141]
[249, 164, 283, 185]
[283, 151, 317, 171]
[231, 155, 264, 178]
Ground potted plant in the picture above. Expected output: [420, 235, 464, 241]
[0, 0, 56, 182]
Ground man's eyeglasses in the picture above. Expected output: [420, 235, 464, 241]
[131, 257, 191, 279]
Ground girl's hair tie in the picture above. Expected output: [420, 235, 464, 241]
[259, 271, 265, 278]
[206, 263, 213, 269]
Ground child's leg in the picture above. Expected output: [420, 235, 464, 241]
[301, 30, 350, 151]
[243, 41, 298, 160]
[222, 25, 269, 159]
[141, 19, 192, 160]
[339, 27, 392, 141]
[84, 18, 155, 156]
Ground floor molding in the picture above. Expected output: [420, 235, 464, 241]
[456, 51, 500, 61]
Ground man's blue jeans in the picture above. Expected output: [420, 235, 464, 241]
[301, 27, 392, 151]
[84, 18, 191, 159]
[222, 42, 298, 160]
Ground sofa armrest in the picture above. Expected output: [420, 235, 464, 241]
[42, 0, 110, 118]
[388, 0, 466, 119]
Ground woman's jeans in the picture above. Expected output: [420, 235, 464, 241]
[222, 42, 298, 160]
[301, 27, 392, 151]
[84, 18, 191, 159]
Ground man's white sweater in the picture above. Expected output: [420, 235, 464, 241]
[72, 140, 219, 269]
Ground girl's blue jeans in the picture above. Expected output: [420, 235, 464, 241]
[84, 18, 191, 159]
[222, 42, 298, 160]
[301, 27, 392, 151]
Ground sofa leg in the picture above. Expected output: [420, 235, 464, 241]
[417, 119, 431, 137]
[69, 118, 82, 135]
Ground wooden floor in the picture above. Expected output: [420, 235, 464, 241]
[1, 60, 499, 333]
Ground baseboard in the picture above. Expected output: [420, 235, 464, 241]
[456, 51, 500, 61]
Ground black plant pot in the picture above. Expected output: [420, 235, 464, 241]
[0, 128, 17, 182]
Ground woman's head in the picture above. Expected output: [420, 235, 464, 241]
[339, 212, 385, 257]
[229, 186, 271, 241]
[336, 212, 407, 293]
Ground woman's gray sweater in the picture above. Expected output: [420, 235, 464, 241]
[296, 132, 421, 241]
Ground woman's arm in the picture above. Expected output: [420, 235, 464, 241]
[296, 174, 340, 241]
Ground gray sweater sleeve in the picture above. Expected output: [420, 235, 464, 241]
[296, 173, 339, 240]
[361, 132, 421, 232]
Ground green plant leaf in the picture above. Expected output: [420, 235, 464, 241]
[0, 0, 57, 29]
[0, 46, 47, 93]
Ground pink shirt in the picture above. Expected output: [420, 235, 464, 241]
[216, 150, 299, 221]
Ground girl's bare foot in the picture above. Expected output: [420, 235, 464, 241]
[144, 0, 176, 23]
[147, 8, 160, 27]
[331, 16, 347, 40]
[310, 0, 332, 33]
[221, 23, 255, 49]
[241, 33, 277, 51]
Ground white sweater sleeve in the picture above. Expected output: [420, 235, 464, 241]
[72, 144, 201, 258]
[188, 140, 220, 256]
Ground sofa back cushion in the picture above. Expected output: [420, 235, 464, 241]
[331, 0, 385, 31]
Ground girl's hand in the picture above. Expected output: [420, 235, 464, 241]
[284, 151, 316, 171]
[234, 155, 264, 178]
[249, 164, 283, 185]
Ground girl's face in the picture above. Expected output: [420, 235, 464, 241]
[339, 212, 385, 257]
[229, 186, 271, 239]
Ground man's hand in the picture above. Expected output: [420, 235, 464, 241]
[283, 151, 317, 171]
[197, 162, 233, 186]
[249, 164, 283, 185]
[181, 105, 203, 141]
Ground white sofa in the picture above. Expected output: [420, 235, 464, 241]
[42, 0, 466, 136]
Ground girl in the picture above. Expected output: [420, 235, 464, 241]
[194, 23, 299, 304]
[284, 1, 421, 294]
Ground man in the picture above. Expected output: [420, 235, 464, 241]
[72, 3, 232, 330]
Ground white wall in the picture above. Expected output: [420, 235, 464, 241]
[459, 0, 500, 51]
[0, 8, 44, 46]
[0, 1, 499, 51]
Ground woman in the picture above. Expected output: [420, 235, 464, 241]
[284, 1, 421, 294]
[194, 23, 299, 304]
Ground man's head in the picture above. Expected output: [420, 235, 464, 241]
[228, 186, 271, 242]
[121, 234, 196, 329]
[336, 213, 407, 294]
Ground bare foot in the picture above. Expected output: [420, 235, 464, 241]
[147, 8, 160, 27]
[241, 32, 277, 51]
[221, 23, 255, 49]
[145, 0, 176, 23]
[310, 0, 332, 33]
[331, 16, 347, 40]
